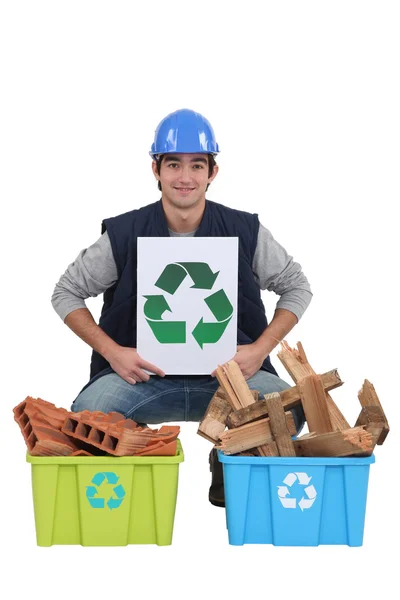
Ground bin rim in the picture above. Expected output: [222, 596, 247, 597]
[26, 439, 184, 465]
[217, 450, 375, 466]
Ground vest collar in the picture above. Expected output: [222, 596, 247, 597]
[155, 199, 211, 237]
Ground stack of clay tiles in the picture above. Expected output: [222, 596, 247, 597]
[198, 340, 390, 458]
[13, 396, 179, 457]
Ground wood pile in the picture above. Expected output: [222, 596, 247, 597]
[198, 341, 389, 457]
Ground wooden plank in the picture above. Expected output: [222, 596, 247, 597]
[278, 368, 343, 410]
[227, 369, 343, 428]
[277, 341, 350, 430]
[249, 384, 275, 456]
[296, 432, 317, 440]
[227, 401, 272, 429]
[294, 426, 373, 457]
[298, 375, 333, 434]
[224, 361, 280, 455]
[217, 421, 275, 455]
[217, 412, 296, 455]
[277, 340, 310, 382]
[355, 406, 387, 446]
[220, 362, 274, 455]
[224, 360, 256, 407]
[197, 387, 232, 443]
[324, 398, 350, 431]
[297, 341, 309, 364]
[256, 442, 279, 457]
[357, 380, 389, 444]
[215, 365, 242, 410]
[264, 392, 296, 456]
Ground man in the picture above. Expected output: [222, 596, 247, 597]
[52, 108, 312, 507]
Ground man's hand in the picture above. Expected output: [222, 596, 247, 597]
[107, 346, 165, 385]
[211, 344, 265, 380]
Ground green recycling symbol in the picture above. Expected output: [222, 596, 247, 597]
[143, 262, 233, 349]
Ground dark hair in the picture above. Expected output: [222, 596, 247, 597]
[155, 154, 217, 191]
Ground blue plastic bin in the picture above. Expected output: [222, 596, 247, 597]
[218, 451, 375, 546]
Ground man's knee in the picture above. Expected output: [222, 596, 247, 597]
[71, 389, 106, 414]
[70, 374, 136, 416]
[247, 370, 291, 396]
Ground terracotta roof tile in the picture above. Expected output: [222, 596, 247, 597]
[14, 397, 180, 457]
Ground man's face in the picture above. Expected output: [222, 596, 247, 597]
[152, 153, 218, 210]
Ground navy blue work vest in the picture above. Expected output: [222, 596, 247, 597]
[85, 199, 279, 390]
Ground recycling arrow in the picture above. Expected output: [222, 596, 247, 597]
[86, 485, 105, 508]
[305, 485, 317, 499]
[155, 262, 219, 294]
[204, 288, 233, 321]
[88, 497, 105, 508]
[143, 295, 186, 343]
[299, 497, 315, 511]
[192, 289, 233, 349]
[91, 473, 105, 486]
[85, 472, 126, 511]
[280, 498, 296, 509]
[104, 472, 119, 484]
[108, 497, 124, 510]
[143, 295, 172, 320]
[191, 318, 230, 349]
[145, 320, 186, 343]
[283, 473, 297, 487]
[295, 472, 312, 485]
[113, 484, 125, 499]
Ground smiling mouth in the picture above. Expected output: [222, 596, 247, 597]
[174, 187, 195, 192]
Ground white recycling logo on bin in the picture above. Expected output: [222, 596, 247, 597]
[277, 472, 317, 511]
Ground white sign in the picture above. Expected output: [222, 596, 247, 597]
[137, 237, 238, 375]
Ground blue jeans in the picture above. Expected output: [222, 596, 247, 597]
[72, 369, 305, 434]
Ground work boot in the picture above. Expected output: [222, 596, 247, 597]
[208, 447, 225, 507]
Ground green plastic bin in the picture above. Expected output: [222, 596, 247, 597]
[26, 440, 184, 546]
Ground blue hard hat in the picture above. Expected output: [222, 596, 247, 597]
[149, 108, 220, 157]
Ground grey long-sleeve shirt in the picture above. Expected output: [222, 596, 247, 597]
[52, 224, 313, 322]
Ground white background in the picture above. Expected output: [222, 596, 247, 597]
[137, 237, 238, 373]
[1, 1, 399, 599]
